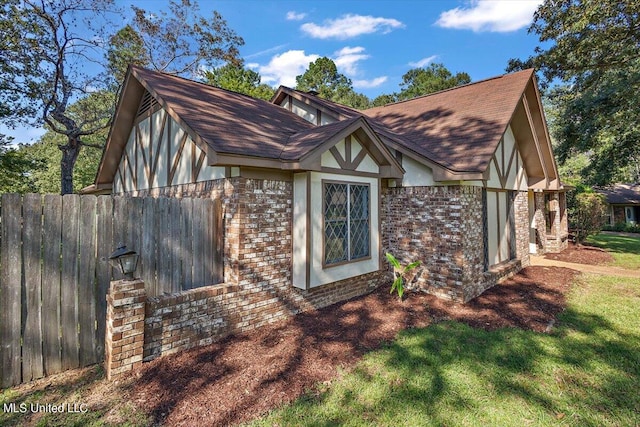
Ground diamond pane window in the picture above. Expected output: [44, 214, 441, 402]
[324, 182, 370, 265]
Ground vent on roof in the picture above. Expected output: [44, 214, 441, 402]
[307, 90, 319, 96]
[136, 90, 158, 118]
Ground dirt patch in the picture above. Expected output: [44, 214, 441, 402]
[544, 241, 613, 265]
[127, 266, 578, 427]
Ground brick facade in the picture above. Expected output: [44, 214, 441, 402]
[105, 178, 387, 376]
[382, 186, 534, 303]
[106, 178, 567, 377]
[105, 279, 146, 380]
[533, 191, 568, 254]
[382, 185, 485, 302]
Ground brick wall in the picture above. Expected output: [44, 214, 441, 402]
[105, 279, 146, 380]
[533, 191, 568, 254]
[116, 270, 385, 366]
[103, 177, 387, 374]
[514, 191, 531, 267]
[382, 185, 487, 302]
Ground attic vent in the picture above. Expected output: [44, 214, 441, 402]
[136, 91, 159, 117]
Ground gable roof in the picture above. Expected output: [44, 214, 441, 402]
[364, 69, 535, 173]
[129, 66, 315, 159]
[596, 184, 640, 205]
[94, 66, 402, 187]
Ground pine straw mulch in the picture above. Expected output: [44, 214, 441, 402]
[127, 265, 579, 427]
[544, 241, 613, 265]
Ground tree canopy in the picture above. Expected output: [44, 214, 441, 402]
[509, 0, 640, 185]
[295, 57, 355, 102]
[397, 63, 471, 101]
[1, 0, 244, 194]
[203, 64, 274, 100]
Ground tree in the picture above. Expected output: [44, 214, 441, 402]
[397, 63, 471, 101]
[108, 1, 244, 81]
[1, 0, 244, 194]
[571, 190, 608, 245]
[0, 134, 38, 193]
[106, 25, 150, 86]
[372, 93, 398, 107]
[295, 57, 371, 109]
[203, 64, 274, 100]
[508, 0, 640, 185]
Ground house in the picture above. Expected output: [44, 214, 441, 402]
[86, 65, 568, 307]
[596, 184, 640, 225]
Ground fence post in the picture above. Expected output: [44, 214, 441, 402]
[105, 279, 146, 380]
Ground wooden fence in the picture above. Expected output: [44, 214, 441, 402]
[0, 194, 223, 388]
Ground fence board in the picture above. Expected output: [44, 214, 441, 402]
[1, 194, 23, 387]
[0, 193, 224, 387]
[213, 199, 223, 283]
[61, 194, 80, 370]
[203, 199, 214, 285]
[112, 197, 128, 281]
[180, 198, 194, 289]
[94, 196, 113, 362]
[42, 195, 62, 376]
[168, 199, 181, 293]
[157, 198, 171, 294]
[78, 196, 97, 367]
[192, 199, 205, 286]
[141, 197, 157, 296]
[22, 194, 44, 382]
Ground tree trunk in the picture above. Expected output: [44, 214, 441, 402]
[59, 137, 80, 195]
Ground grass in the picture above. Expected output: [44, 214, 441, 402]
[3, 237, 639, 427]
[586, 232, 640, 269]
[0, 366, 150, 427]
[250, 274, 640, 427]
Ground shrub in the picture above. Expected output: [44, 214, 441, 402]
[572, 192, 608, 244]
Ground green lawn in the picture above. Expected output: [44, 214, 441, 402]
[587, 232, 640, 269]
[250, 274, 640, 427]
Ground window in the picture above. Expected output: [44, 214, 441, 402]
[323, 182, 370, 265]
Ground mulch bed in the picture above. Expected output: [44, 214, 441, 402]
[544, 241, 613, 265]
[127, 265, 578, 427]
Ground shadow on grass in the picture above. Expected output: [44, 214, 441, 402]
[588, 234, 640, 255]
[258, 308, 640, 427]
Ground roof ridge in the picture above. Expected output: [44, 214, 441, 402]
[366, 68, 534, 110]
[130, 65, 277, 106]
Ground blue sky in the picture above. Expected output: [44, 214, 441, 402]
[4, 0, 545, 143]
[207, 0, 544, 97]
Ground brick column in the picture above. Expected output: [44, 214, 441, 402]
[105, 279, 146, 380]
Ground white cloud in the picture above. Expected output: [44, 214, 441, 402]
[333, 46, 370, 75]
[286, 11, 306, 21]
[258, 50, 320, 87]
[435, 0, 542, 33]
[353, 76, 388, 89]
[301, 14, 404, 40]
[246, 62, 260, 69]
[409, 55, 439, 68]
[245, 44, 289, 59]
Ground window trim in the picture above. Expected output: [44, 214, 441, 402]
[321, 179, 371, 268]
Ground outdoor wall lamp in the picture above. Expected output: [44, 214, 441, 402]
[109, 245, 139, 280]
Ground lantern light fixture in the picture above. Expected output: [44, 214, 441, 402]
[108, 245, 139, 280]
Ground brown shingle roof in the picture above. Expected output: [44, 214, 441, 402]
[364, 69, 535, 172]
[596, 184, 640, 205]
[132, 66, 314, 160]
[281, 116, 363, 161]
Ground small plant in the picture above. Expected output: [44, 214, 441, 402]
[385, 252, 421, 301]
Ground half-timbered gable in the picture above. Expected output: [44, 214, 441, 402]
[113, 91, 226, 193]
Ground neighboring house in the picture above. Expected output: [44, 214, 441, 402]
[85, 65, 568, 306]
[596, 184, 640, 225]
